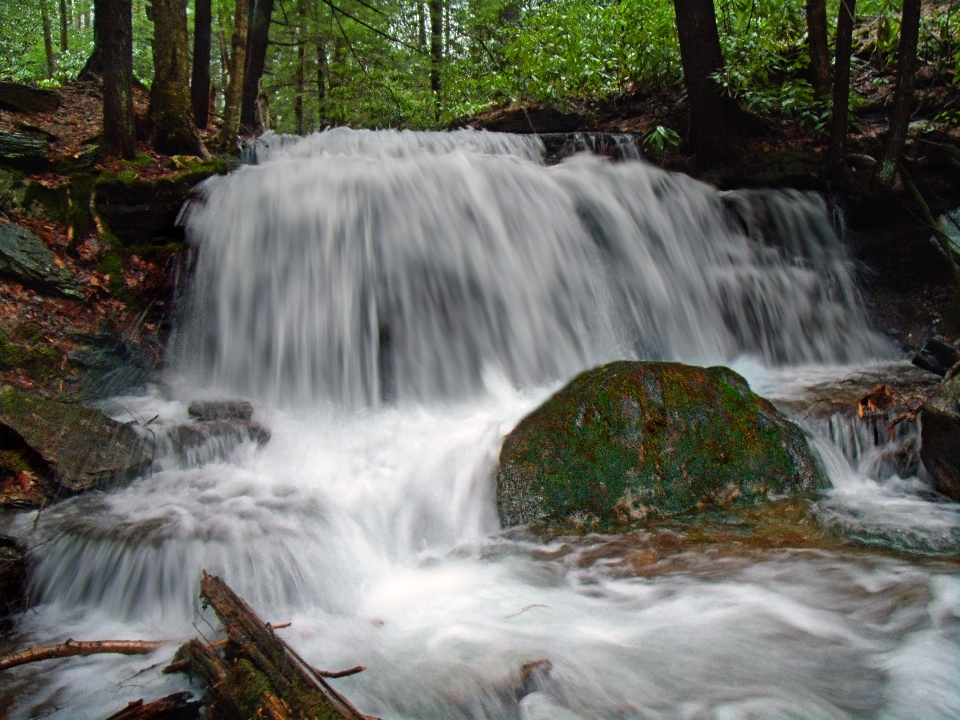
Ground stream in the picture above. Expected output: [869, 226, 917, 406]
[2, 129, 959, 719]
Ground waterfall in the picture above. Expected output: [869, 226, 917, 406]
[175, 129, 889, 406]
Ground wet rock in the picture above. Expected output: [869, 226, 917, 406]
[68, 327, 162, 399]
[920, 375, 960, 501]
[166, 418, 269, 465]
[0, 130, 50, 169]
[0, 82, 60, 113]
[187, 399, 254, 421]
[0, 389, 149, 507]
[0, 218, 83, 298]
[912, 334, 960, 378]
[0, 535, 25, 615]
[496, 361, 826, 532]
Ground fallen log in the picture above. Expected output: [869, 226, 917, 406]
[104, 691, 203, 720]
[170, 571, 375, 720]
[0, 638, 168, 671]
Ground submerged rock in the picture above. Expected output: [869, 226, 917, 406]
[496, 361, 826, 532]
[0, 218, 82, 298]
[187, 399, 254, 421]
[920, 375, 960, 501]
[166, 418, 270, 466]
[0, 390, 148, 507]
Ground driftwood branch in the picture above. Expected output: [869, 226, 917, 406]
[0, 639, 168, 672]
[169, 571, 375, 720]
[104, 691, 203, 720]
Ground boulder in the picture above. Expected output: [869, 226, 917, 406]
[474, 104, 585, 134]
[0, 82, 60, 113]
[0, 535, 25, 616]
[912, 334, 960, 377]
[0, 218, 83, 298]
[187, 399, 254, 421]
[497, 361, 826, 532]
[0, 130, 49, 169]
[0, 390, 149, 507]
[166, 418, 270, 466]
[920, 375, 960, 501]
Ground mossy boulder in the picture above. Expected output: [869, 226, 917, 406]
[496, 361, 826, 532]
[0, 218, 82, 298]
[0, 389, 149, 507]
[920, 375, 960, 502]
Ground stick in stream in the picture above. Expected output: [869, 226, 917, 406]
[0, 639, 168, 671]
[169, 571, 377, 720]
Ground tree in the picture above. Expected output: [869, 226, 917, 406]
[191, 0, 213, 128]
[827, 0, 856, 180]
[876, 0, 922, 189]
[672, 0, 745, 164]
[220, 0, 249, 147]
[99, 0, 137, 159]
[59, 0, 69, 51]
[240, 0, 276, 136]
[429, 0, 443, 97]
[40, 0, 56, 78]
[806, 0, 831, 97]
[148, 0, 207, 156]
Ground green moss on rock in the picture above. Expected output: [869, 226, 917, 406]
[497, 361, 826, 533]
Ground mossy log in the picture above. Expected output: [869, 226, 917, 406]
[172, 572, 375, 720]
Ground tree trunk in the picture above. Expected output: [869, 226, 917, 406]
[219, 0, 249, 146]
[100, 0, 137, 159]
[149, 0, 207, 156]
[191, 0, 212, 128]
[827, 0, 856, 180]
[294, 0, 305, 134]
[317, 33, 328, 126]
[417, 2, 426, 50]
[876, 0, 921, 189]
[78, 0, 104, 80]
[429, 0, 442, 104]
[806, 0, 831, 96]
[672, 0, 744, 165]
[240, 0, 275, 136]
[59, 0, 69, 51]
[41, 0, 56, 78]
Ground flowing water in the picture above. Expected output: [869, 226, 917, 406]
[2, 129, 960, 719]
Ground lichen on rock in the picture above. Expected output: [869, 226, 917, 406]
[496, 361, 826, 533]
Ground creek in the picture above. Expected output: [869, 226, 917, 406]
[2, 129, 959, 719]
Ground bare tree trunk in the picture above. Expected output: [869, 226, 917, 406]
[417, 2, 426, 50]
[672, 0, 744, 164]
[78, 0, 104, 80]
[429, 0, 442, 112]
[191, 0, 212, 128]
[41, 0, 56, 78]
[876, 0, 921, 189]
[827, 0, 856, 180]
[240, 0, 275, 136]
[100, 0, 137, 159]
[294, 0, 305, 134]
[59, 0, 69, 51]
[806, 0, 831, 96]
[219, 0, 249, 146]
[149, 0, 207, 156]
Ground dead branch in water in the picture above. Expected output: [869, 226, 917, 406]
[0, 638, 168, 672]
[104, 691, 203, 720]
[169, 571, 378, 720]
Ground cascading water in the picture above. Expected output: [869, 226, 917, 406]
[4, 129, 960, 719]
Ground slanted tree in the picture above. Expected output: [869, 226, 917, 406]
[240, 0, 276, 136]
[191, 0, 213, 128]
[806, 0, 832, 96]
[220, 0, 250, 147]
[148, 0, 207, 156]
[876, 0, 922, 189]
[672, 0, 745, 164]
[99, 0, 137, 159]
[827, 0, 856, 180]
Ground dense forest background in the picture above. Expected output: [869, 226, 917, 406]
[1, 0, 957, 135]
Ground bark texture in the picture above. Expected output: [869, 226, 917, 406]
[806, 0, 832, 96]
[41, 0, 56, 78]
[673, 0, 744, 164]
[100, 0, 137, 159]
[191, 0, 213, 128]
[877, 0, 922, 189]
[220, 0, 250, 147]
[828, 0, 857, 179]
[240, 0, 276, 136]
[59, 0, 69, 51]
[429, 0, 443, 96]
[149, 0, 207, 156]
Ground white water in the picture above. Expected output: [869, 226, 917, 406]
[3, 131, 959, 718]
